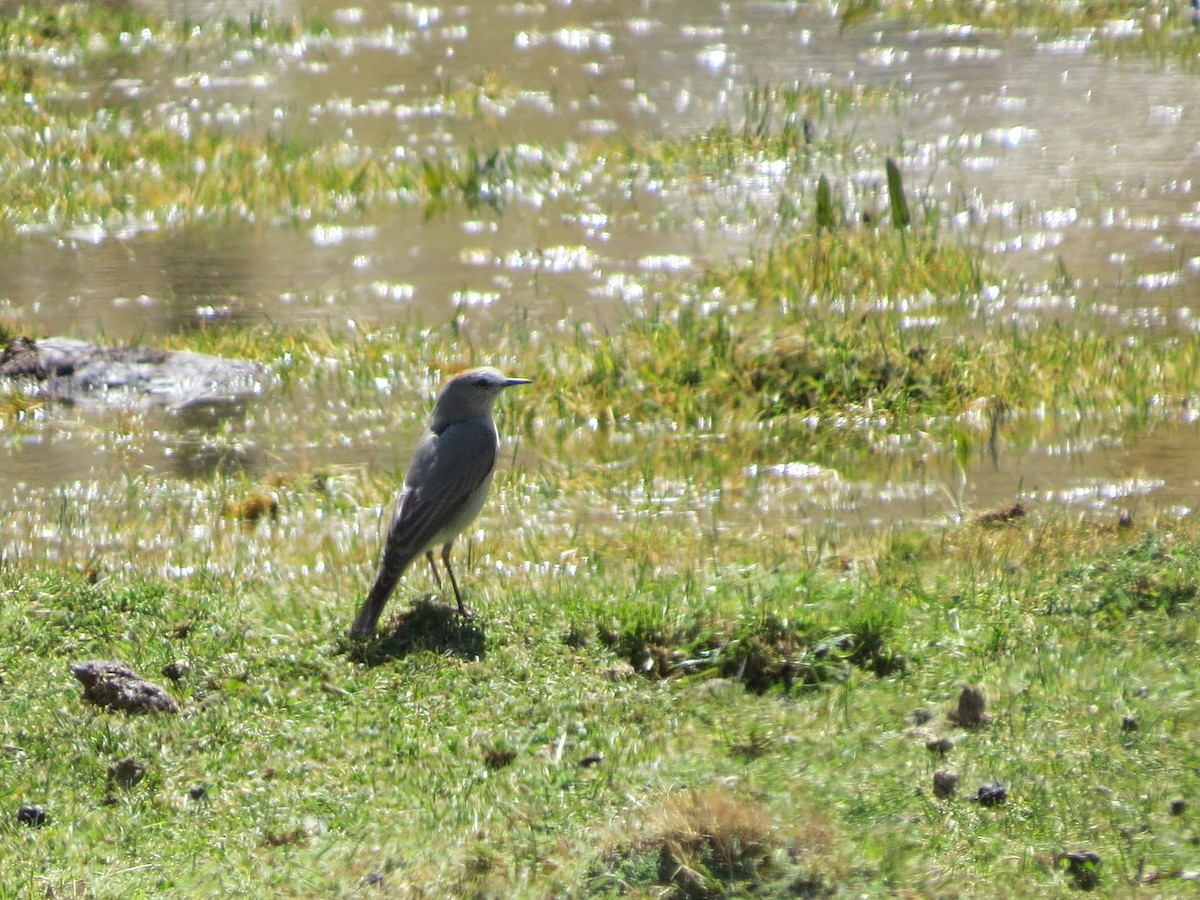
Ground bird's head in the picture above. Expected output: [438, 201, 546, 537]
[433, 366, 531, 422]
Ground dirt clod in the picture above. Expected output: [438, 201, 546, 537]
[483, 748, 517, 770]
[977, 502, 1025, 525]
[71, 661, 179, 714]
[948, 684, 989, 728]
[108, 757, 147, 789]
[925, 736, 955, 756]
[1061, 851, 1102, 891]
[933, 770, 959, 799]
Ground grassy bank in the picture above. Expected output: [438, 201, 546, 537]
[2, 504, 1198, 896]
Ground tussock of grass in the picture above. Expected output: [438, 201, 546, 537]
[898, 0, 1192, 33]
[0, 388, 43, 422]
[1054, 532, 1200, 620]
[609, 80, 890, 177]
[538, 223, 1200, 468]
[0, 92, 532, 230]
[222, 489, 278, 524]
[597, 787, 844, 897]
[0, 5, 530, 231]
[584, 576, 906, 693]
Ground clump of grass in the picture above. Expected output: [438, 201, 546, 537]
[0, 389, 43, 422]
[222, 489, 278, 524]
[0, 6, 538, 233]
[610, 80, 890, 178]
[574, 567, 905, 693]
[597, 788, 843, 897]
[421, 144, 516, 218]
[718, 614, 850, 693]
[1054, 532, 1200, 620]
[0, 99, 546, 231]
[0, 1, 320, 58]
[538, 209, 1200, 474]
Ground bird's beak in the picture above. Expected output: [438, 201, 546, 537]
[503, 377, 532, 388]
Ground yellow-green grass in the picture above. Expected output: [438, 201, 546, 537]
[2, 491, 1197, 895]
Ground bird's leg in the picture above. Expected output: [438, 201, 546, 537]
[441, 542, 471, 618]
[425, 549, 443, 591]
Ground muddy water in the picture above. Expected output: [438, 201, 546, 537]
[1, 1, 1199, 527]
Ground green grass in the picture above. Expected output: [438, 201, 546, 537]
[2, 504, 1199, 895]
[891, 0, 1190, 32]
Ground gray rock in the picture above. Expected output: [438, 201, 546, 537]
[1, 336, 264, 410]
[1061, 851, 1101, 890]
[973, 781, 1007, 807]
[17, 805, 47, 826]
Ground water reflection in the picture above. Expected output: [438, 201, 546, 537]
[1, 4, 1194, 338]
[167, 433, 265, 480]
[1, 0, 1199, 523]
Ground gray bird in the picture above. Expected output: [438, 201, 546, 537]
[350, 366, 530, 638]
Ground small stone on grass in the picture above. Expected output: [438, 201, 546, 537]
[1061, 851, 1101, 891]
[925, 736, 955, 756]
[18, 805, 47, 826]
[973, 781, 1007, 807]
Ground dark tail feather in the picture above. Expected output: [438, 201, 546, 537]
[350, 549, 415, 638]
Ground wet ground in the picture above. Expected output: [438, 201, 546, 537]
[1, 1, 1199, 530]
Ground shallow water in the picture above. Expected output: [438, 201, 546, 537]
[2, 1, 1199, 532]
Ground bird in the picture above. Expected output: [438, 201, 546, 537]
[349, 366, 531, 638]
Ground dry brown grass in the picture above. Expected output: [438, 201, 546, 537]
[601, 787, 844, 898]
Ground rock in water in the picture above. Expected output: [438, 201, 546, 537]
[1, 336, 264, 410]
[71, 660, 179, 714]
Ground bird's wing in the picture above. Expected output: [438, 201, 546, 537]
[383, 417, 499, 556]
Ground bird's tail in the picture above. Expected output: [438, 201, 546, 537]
[349, 549, 415, 638]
